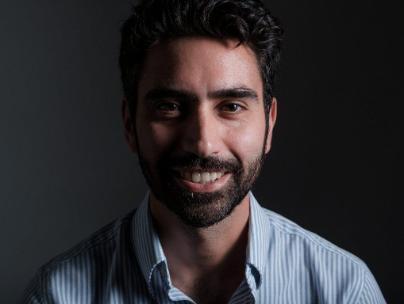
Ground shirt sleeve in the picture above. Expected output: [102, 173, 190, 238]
[356, 266, 386, 304]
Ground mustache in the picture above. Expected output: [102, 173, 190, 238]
[159, 153, 241, 173]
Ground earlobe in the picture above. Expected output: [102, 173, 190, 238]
[122, 98, 137, 153]
[265, 97, 277, 154]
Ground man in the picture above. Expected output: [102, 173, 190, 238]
[24, 0, 385, 303]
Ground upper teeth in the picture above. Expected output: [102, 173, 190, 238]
[181, 171, 224, 184]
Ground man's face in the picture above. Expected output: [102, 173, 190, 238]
[125, 37, 276, 227]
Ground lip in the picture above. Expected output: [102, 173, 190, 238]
[174, 172, 231, 192]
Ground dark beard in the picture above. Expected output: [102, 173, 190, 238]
[138, 152, 265, 228]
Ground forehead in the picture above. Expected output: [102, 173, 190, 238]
[137, 37, 263, 100]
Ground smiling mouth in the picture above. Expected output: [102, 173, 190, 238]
[177, 170, 225, 184]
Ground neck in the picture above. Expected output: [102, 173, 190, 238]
[150, 192, 250, 281]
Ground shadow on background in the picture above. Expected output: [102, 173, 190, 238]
[0, 0, 402, 303]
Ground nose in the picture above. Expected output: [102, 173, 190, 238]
[180, 106, 221, 157]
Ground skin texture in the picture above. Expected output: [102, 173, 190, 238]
[123, 37, 277, 303]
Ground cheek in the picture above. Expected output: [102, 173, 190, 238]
[136, 121, 177, 159]
[225, 119, 266, 159]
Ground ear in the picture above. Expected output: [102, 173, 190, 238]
[122, 98, 137, 153]
[264, 97, 277, 154]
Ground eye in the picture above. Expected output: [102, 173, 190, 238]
[220, 102, 245, 113]
[157, 101, 179, 111]
[154, 101, 182, 117]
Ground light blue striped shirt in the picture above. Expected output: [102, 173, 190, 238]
[23, 193, 385, 303]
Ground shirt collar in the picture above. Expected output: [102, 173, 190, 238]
[132, 193, 193, 302]
[132, 193, 167, 291]
[131, 191, 271, 293]
[245, 192, 271, 290]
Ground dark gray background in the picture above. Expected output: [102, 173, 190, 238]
[1, 0, 402, 303]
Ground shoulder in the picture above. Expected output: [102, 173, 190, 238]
[259, 207, 386, 303]
[44, 209, 135, 268]
[262, 207, 364, 264]
[22, 210, 140, 303]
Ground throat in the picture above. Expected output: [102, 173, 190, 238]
[166, 220, 249, 303]
[150, 192, 251, 302]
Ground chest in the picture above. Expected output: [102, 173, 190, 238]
[172, 274, 245, 304]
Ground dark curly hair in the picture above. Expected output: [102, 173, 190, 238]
[119, 0, 283, 114]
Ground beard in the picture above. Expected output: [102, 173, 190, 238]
[137, 150, 265, 228]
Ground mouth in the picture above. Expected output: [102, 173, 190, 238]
[173, 169, 230, 192]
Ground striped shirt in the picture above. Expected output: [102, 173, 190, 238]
[23, 192, 385, 303]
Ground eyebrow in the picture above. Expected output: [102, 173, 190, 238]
[144, 87, 198, 103]
[143, 86, 259, 103]
[208, 87, 258, 101]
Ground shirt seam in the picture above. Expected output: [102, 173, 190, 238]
[354, 267, 366, 304]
